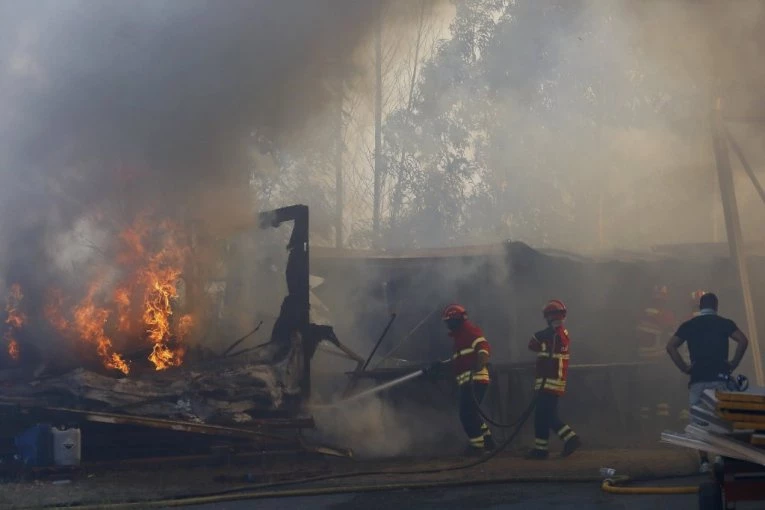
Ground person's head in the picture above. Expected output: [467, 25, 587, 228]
[700, 292, 719, 312]
[542, 299, 567, 325]
[442, 304, 467, 331]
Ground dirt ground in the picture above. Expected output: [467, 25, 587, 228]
[0, 446, 699, 509]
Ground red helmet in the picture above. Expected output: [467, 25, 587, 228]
[543, 299, 567, 320]
[442, 304, 467, 321]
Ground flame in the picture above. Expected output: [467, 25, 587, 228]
[72, 282, 130, 375]
[5, 283, 25, 362]
[139, 223, 189, 371]
[42, 213, 192, 374]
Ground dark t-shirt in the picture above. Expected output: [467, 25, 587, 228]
[674, 314, 738, 383]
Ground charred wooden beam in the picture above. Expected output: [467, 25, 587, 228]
[17, 406, 312, 440]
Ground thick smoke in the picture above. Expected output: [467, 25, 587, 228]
[0, 0, 394, 234]
[0, 0, 427, 348]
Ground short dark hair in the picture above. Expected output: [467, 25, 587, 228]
[700, 292, 719, 310]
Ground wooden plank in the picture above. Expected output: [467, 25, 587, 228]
[718, 409, 765, 425]
[717, 388, 765, 404]
[32, 406, 302, 440]
[718, 400, 765, 412]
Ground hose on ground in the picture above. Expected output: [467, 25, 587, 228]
[601, 477, 699, 495]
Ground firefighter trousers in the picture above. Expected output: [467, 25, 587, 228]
[533, 391, 576, 452]
[458, 382, 491, 449]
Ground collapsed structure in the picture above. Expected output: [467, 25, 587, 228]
[0, 205, 362, 465]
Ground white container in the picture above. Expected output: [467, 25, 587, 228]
[51, 427, 81, 466]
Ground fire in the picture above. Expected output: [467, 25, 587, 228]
[43, 214, 192, 374]
[138, 221, 189, 370]
[5, 283, 25, 362]
[72, 282, 130, 375]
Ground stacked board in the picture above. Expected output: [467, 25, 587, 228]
[716, 388, 765, 440]
[662, 387, 765, 466]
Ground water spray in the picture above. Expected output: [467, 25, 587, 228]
[314, 370, 424, 409]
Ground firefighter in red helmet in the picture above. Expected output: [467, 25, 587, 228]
[426, 304, 495, 455]
[526, 299, 582, 459]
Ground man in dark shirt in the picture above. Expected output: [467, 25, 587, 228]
[666, 292, 749, 473]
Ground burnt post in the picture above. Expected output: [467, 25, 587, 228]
[259, 205, 313, 402]
[711, 99, 764, 385]
[259, 205, 310, 328]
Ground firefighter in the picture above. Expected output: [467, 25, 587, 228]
[526, 299, 582, 459]
[427, 304, 495, 455]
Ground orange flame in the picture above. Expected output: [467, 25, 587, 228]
[42, 214, 193, 375]
[5, 283, 25, 362]
[140, 227, 189, 370]
[72, 282, 130, 375]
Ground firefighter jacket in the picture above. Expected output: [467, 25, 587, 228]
[636, 303, 676, 359]
[450, 320, 491, 386]
[529, 325, 570, 395]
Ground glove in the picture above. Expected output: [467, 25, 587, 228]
[422, 361, 443, 378]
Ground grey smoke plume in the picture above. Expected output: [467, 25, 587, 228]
[0, 0, 393, 222]
[0, 0, 449, 365]
[0, 0, 416, 320]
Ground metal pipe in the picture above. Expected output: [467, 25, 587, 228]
[362, 313, 397, 371]
[373, 308, 437, 369]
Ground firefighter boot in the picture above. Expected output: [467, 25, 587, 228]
[561, 435, 582, 458]
[484, 434, 496, 451]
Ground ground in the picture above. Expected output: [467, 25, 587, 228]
[0, 447, 710, 509]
